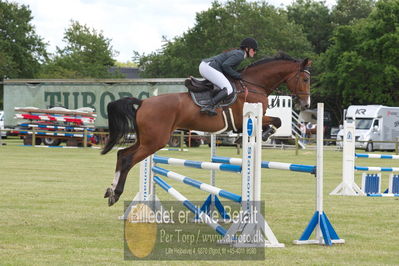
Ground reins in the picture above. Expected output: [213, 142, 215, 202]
[237, 80, 268, 102]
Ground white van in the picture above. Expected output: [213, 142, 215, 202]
[336, 105, 399, 151]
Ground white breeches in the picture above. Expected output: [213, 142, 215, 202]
[199, 61, 233, 95]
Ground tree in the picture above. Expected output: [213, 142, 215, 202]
[331, 0, 375, 26]
[136, 0, 313, 78]
[286, 0, 334, 54]
[0, 1, 48, 79]
[0, 1, 48, 108]
[286, 0, 375, 122]
[39, 21, 119, 78]
[315, 0, 399, 122]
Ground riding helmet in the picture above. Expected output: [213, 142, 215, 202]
[240, 37, 258, 51]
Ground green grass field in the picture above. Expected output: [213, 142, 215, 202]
[1, 139, 398, 265]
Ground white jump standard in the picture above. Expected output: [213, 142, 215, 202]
[293, 103, 344, 246]
[330, 121, 364, 196]
[331, 120, 399, 196]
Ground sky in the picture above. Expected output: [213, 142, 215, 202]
[13, 0, 336, 62]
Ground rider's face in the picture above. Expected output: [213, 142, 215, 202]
[248, 48, 256, 58]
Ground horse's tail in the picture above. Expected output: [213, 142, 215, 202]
[101, 97, 142, 155]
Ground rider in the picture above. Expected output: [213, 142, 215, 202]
[199, 37, 258, 116]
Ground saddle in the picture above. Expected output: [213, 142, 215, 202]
[184, 76, 237, 108]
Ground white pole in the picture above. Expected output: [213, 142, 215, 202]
[316, 103, 323, 212]
[316, 103, 324, 241]
[210, 134, 216, 187]
[210, 134, 216, 210]
[255, 103, 262, 202]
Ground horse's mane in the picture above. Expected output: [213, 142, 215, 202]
[245, 52, 300, 69]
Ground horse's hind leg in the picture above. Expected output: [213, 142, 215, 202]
[104, 142, 139, 206]
[104, 135, 171, 206]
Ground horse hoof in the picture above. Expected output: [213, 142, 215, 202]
[104, 187, 113, 198]
[108, 194, 120, 207]
[262, 126, 276, 141]
[108, 196, 116, 206]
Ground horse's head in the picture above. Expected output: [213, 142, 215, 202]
[286, 58, 312, 110]
[240, 53, 312, 110]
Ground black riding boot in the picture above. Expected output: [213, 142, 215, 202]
[200, 88, 228, 116]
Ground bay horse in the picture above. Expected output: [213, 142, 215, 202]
[102, 53, 311, 206]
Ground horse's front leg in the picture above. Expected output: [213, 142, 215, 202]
[261, 115, 281, 141]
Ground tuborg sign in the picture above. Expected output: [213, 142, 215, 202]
[3, 79, 186, 128]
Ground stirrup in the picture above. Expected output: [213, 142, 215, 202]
[200, 106, 217, 116]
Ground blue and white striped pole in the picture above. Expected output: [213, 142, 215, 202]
[355, 166, 399, 172]
[212, 156, 316, 174]
[154, 176, 227, 236]
[153, 155, 241, 172]
[152, 166, 241, 203]
[355, 153, 399, 160]
[367, 193, 399, 197]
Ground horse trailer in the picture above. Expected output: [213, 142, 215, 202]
[336, 105, 399, 151]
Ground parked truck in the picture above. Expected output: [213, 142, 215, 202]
[336, 105, 399, 151]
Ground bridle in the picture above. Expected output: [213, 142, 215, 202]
[285, 68, 311, 97]
[238, 64, 311, 103]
